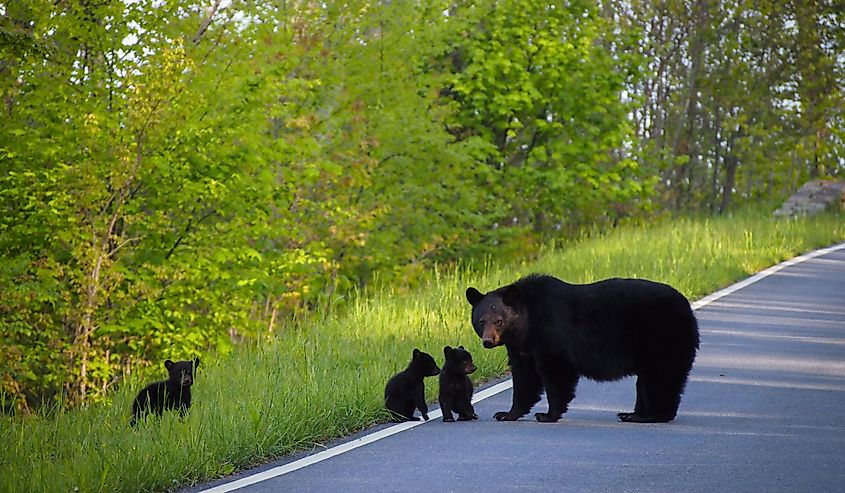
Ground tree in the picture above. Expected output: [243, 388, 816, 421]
[446, 0, 651, 231]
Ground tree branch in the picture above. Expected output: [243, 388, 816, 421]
[192, 0, 223, 45]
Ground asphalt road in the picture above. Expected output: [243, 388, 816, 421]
[187, 243, 845, 493]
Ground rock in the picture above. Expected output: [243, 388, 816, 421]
[774, 180, 845, 217]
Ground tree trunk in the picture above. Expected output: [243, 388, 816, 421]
[719, 127, 742, 214]
[73, 206, 123, 403]
[793, 0, 832, 179]
[709, 131, 721, 212]
[673, 0, 709, 209]
[719, 154, 737, 214]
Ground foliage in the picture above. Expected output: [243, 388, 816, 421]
[1, 0, 843, 413]
[445, 0, 652, 229]
[612, 0, 845, 211]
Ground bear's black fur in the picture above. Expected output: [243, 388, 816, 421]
[130, 358, 200, 427]
[466, 274, 699, 423]
[384, 349, 440, 422]
[439, 345, 478, 422]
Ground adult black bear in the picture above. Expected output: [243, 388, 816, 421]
[384, 349, 440, 422]
[439, 345, 478, 422]
[466, 275, 699, 423]
[130, 358, 199, 427]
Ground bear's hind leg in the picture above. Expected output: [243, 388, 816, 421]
[387, 398, 420, 422]
[456, 398, 478, 421]
[618, 373, 683, 423]
[618, 376, 649, 422]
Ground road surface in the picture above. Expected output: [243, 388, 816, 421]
[186, 243, 845, 492]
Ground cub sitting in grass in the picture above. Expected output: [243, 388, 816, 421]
[439, 345, 478, 422]
[384, 348, 440, 422]
[130, 358, 200, 427]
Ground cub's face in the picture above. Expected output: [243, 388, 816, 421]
[165, 358, 200, 387]
[465, 286, 524, 349]
[444, 345, 477, 374]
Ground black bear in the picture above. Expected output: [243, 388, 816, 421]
[466, 275, 699, 423]
[130, 358, 200, 427]
[439, 345, 478, 422]
[384, 348, 440, 422]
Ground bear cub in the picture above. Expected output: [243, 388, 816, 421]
[130, 358, 199, 427]
[384, 348, 440, 422]
[439, 345, 478, 422]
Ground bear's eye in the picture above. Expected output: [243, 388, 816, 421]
[495, 319, 503, 326]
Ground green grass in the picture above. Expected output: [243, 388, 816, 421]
[2, 208, 844, 493]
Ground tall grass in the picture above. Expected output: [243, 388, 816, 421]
[2, 209, 843, 493]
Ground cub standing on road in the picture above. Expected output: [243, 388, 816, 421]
[439, 345, 479, 422]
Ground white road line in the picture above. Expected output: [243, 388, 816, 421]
[198, 380, 514, 493]
[198, 241, 845, 493]
[690, 241, 845, 310]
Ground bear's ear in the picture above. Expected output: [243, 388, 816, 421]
[466, 287, 484, 306]
[193, 357, 200, 369]
[443, 345, 453, 357]
[164, 359, 174, 370]
[413, 348, 421, 358]
[500, 284, 522, 308]
[458, 345, 464, 350]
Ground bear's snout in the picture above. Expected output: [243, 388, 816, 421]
[481, 327, 501, 348]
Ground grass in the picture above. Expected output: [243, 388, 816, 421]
[1, 208, 844, 493]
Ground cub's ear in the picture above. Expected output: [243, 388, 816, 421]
[466, 287, 484, 306]
[413, 348, 421, 358]
[193, 357, 201, 369]
[164, 359, 174, 370]
[443, 345, 453, 357]
[458, 345, 464, 350]
[500, 284, 522, 308]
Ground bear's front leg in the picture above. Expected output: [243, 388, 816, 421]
[414, 388, 430, 421]
[440, 396, 455, 422]
[496, 347, 544, 421]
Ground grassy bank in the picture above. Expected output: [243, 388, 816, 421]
[2, 209, 844, 493]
